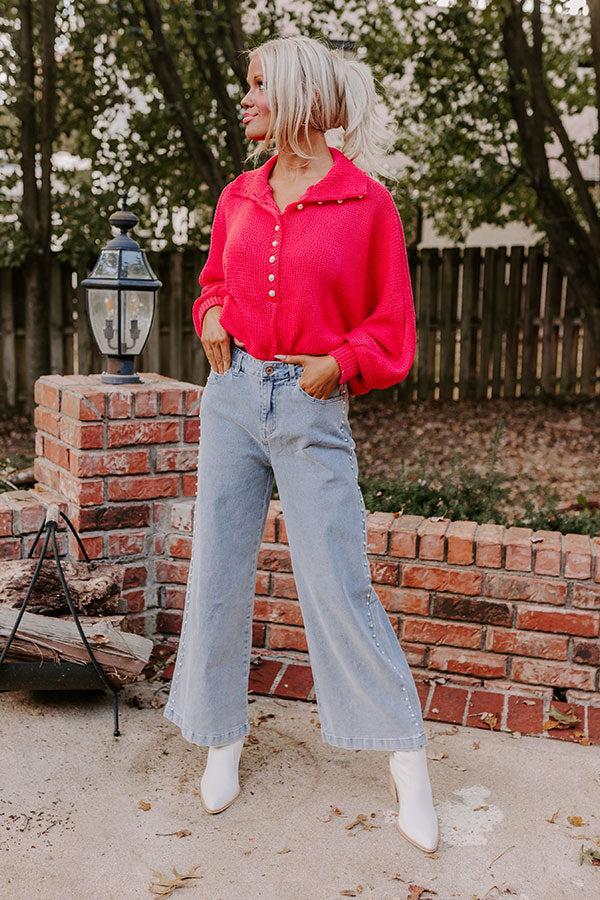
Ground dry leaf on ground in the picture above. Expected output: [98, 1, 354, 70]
[148, 865, 202, 897]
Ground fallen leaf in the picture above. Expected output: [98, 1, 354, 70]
[344, 814, 380, 832]
[579, 844, 600, 867]
[546, 809, 560, 824]
[148, 864, 202, 897]
[155, 829, 191, 838]
[472, 740, 480, 750]
[547, 705, 580, 728]
[407, 885, 437, 900]
[138, 800, 151, 811]
[480, 713, 498, 730]
[427, 751, 448, 761]
[568, 816, 587, 828]
[340, 887, 364, 896]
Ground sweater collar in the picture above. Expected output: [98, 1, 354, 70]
[231, 146, 368, 209]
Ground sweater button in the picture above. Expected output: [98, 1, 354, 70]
[268, 274, 275, 282]
[274, 224, 280, 231]
[337, 199, 344, 204]
[272, 240, 278, 246]
[268, 290, 275, 297]
[269, 255, 275, 262]
[317, 201, 323, 204]
[296, 203, 303, 209]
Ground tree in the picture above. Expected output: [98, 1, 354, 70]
[397, 0, 600, 356]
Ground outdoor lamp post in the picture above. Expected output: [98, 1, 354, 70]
[81, 192, 161, 384]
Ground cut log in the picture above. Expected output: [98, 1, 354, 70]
[0, 607, 152, 687]
[0, 558, 122, 616]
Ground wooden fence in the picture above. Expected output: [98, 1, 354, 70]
[0, 245, 598, 412]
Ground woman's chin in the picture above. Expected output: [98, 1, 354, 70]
[244, 124, 267, 141]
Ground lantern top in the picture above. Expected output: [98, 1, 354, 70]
[81, 191, 161, 292]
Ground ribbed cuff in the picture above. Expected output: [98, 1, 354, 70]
[328, 342, 360, 383]
[192, 294, 225, 339]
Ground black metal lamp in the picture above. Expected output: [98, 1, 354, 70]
[81, 192, 161, 384]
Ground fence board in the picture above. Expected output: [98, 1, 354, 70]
[0, 247, 597, 413]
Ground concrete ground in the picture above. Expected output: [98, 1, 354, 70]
[1, 682, 599, 900]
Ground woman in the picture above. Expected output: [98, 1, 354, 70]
[163, 35, 439, 854]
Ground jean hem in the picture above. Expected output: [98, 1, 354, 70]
[320, 730, 428, 751]
[163, 705, 250, 747]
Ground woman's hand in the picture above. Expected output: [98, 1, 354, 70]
[201, 306, 245, 372]
[274, 353, 341, 400]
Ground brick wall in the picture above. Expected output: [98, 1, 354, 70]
[2, 373, 597, 745]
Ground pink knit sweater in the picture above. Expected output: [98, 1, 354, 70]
[192, 146, 417, 396]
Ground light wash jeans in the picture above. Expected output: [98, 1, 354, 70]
[163, 344, 427, 751]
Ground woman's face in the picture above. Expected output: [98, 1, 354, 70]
[240, 57, 270, 141]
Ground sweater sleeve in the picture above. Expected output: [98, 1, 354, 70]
[328, 191, 417, 393]
[192, 184, 231, 339]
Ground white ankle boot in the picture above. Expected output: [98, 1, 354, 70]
[388, 748, 439, 853]
[200, 737, 245, 814]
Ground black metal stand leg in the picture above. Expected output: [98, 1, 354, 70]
[0, 505, 122, 736]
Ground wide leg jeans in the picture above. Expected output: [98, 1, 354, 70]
[163, 345, 427, 751]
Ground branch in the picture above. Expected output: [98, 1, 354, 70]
[588, 0, 600, 172]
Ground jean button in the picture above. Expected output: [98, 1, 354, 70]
[265, 365, 274, 374]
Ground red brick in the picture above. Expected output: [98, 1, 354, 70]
[268, 624, 308, 652]
[486, 627, 568, 660]
[133, 390, 159, 417]
[257, 546, 293, 573]
[58, 471, 104, 506]
[106, 391, 133, 418]
[156, 609, 182, 634]
[273, 663, 314, 699]
[506, 695, 544, 735]
[254, 598, 304, 627]
[107, 474, 179, 501]
[402, 564, 482, 595]
[417, 518, 450, 561]
[389, 515, 423, 558]
[588, 706, 600, 743]
[376, 586, 430, 616]
[122, 564, 147, 589]
[248, 658, 284, 694]
[252, 621, 266, 646]
[485, 573, 567, 605]
[107, 420, 179, 448]
[370, 560, 399, 585]
[427, 685, 468, 724]
[572, 584, 600, 610]
[183, 388, 201, 416]
[59, 417, 104, 449]
[0, 539, 21, 559]
[446, 521, 477, 565]
[181, 473, 197, 496]
[572, 639, 600, 666]
[72, 534, 103, 560]
[366, 511, 394, 554]
[155, 448, 198, 473]
[402, 642, 428, 666]
[35, 379, 60, 411]
[60, 390, 105, 421]
[532, 531, 562, 576]
[402, 617, 482, 649]
[163, 586, 186, 610]
[429, 647, 507, 678]
[511, 659, 595, 691]
[168, 535, 192, 559]
[34, 405, 60, 437]
[123, 589, 146, 613]
[74, 503, 150, 531]
[159, 389, 185, 415]
[474, 523, 504, 568]
[564, 533, 592, 579]
[183, 418, 199, 442]
[156, 559, 189, 585]
[70, 449, 150, 478]
[505, 526, 533, 571]
[432, 594, 511, 626]
[0, 508, 12, 537]
[515, 606, 599, 637]
[465, 690, 505, 730]
[271, 572, 298, 600]
[416, 681, 431, 713]
[107, 531, 147, 556]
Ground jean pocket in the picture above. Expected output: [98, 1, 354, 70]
[296, 380, 343, 404]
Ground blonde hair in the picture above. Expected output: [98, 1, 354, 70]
[243, 36, 398, 182]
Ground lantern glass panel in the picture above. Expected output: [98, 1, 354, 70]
[121, 290, 154, 355]
[120, 250, 154, 280]
[87, 288, 118, 355]
[90, 250, 119, 279]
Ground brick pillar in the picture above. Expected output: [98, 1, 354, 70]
[33, 373, 200, 633]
